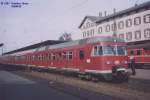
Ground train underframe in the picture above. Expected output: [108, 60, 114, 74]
[0, 63, 130, 82]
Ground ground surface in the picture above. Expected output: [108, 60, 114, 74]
[0, 69, 122, 100]
[0, 64, 150, 100]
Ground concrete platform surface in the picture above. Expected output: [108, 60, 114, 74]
[128, 69, 150, 80]
[0, 71, 35, 84]
[0, 70, 121, 100]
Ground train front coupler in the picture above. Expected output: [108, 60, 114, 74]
[112, 66, 129, 81]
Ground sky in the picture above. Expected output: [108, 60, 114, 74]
[0, 0, 149, 53]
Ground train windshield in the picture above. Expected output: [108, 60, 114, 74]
[117, 46, 126, 55]
[103, 46, 116, 55]
[102, 46, 126, 55]
[92, 45, 126, 56]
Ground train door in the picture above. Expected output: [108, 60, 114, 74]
[78, 49, 86, 72]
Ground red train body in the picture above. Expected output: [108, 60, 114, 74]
[0, 36, 129, 80]
[127, 47, 150, 69]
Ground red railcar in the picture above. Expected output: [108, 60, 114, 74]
[0, 36, 129, 80]
[127, 42, 150, 69]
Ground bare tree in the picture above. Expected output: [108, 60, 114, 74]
[59, 32, 72, 41]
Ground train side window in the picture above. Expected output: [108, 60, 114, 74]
[93, 46, 102, 56]
[137, 50, 141, 55]
[62, 52, 67, 59]
[38, 55, 40, 61]
[51, 53, 56, 60]
[58, 52, 62, 60]
[94, 46, 98, 55]
[48, 53, 51, 60]
[68, 52, 73, 60]
[79, 50, 84, 60]
[130, 50, 134, 55]
[98, 46, 103, 55]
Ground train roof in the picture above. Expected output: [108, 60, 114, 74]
[3, 40, 65, 55]
[127, 42, 150, 50]
[48, 36, 125, 50]
[127, 40, 150, 49]
[4, 36, 124, 56]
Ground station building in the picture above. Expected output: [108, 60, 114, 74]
[78, 1, 150, 43]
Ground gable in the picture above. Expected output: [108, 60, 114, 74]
[78, 16, 98, 29]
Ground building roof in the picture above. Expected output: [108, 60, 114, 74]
[96, 1, 150, 23]
[78, 16, 99, 28]
[78, 1, 150, 28]
[3, 40, 66, 55]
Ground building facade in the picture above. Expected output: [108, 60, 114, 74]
[79, 1, 150, 42]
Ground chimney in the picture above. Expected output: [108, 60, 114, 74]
[99, 12, 102, 17]
[104, 11, 107, 17]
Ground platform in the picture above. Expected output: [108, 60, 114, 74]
[128, 69, 150, 80]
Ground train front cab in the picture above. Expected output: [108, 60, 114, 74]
[90, 43, 129, 81]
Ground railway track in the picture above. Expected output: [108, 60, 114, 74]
[1, 64, 150, 100]
[13, 70, 150, 100]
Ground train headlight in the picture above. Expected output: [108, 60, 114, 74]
[114, 60, 120, 65]
[124, 61, 128, 64]
[106, 61, 111, 64]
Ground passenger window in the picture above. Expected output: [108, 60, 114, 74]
[93, 46, 102, 56]
[79, 50, 84, 60]
[62, 52, 67, 59]
[94, 46, 98, 55]
[98, 46, 103, 55]
[137, 50, 141, 55]
[130, 50, 134, 55]
[68, 52, 73, 60]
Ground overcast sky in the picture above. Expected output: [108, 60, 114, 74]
[0, 0, 149, 52]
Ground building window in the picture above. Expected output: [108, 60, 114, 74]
[87, 31, 90, 37]
[144, 14, 150, 23]
[119, 34, 124, 40]
[134, 17, 141, 25]
[126, 32, 132, 40]
[126, 19, 132, 27]
[83, 32, 86, 38]
[118, 21, 124, 29]
[144, 28, 150, 38]
[135, 30, 141, 40]
[90, 29, 94, 36]
[98, 27, 102, 34]
[86, 22, 90, 28]
[105, 24, 110, 32]
[111, 23, 117, 31]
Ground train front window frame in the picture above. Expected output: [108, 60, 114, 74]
[93, 46, 103, 56]
[102, 46, 116, 55]
[117, 46, 127, 55]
